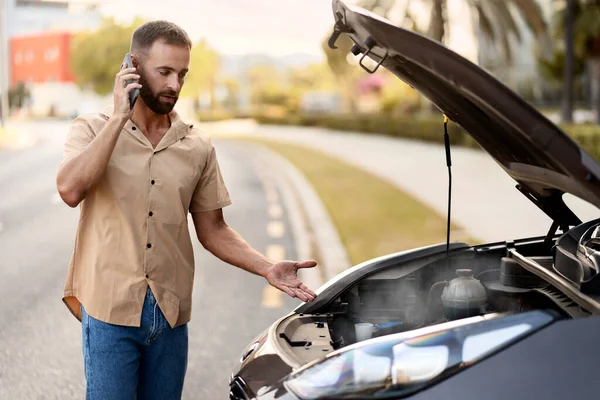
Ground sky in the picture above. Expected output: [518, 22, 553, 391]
[87, 0, 340, 59]
[65, 0, 479, 62]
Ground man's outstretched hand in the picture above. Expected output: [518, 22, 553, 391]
[265, 260, 318, 302]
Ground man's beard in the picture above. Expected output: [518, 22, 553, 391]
[138, 68, 179, 115]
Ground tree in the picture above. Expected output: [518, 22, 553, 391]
[180, 39, 220, 110]
[563, 0, 576, 122]
[321, 0, 420, 113]
[245, 64, 289, 110]
[321, 32, 361, 113]
[538, 45, 585, 82]
[344, 0, 548, 64]
[322, 0, 548, 113]
[425, 0, 548, 65]
[70, 17, 145, 95]
[222, 77, 241, 111]
[287, 63, 336, 92]
[8, 81, 31, 109]
[545, 0, 600, 124]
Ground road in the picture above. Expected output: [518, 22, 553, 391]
[211, 121, 600, 243]
[0, 121, 303, 399]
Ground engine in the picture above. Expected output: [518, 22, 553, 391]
[326, 251, 586, 349]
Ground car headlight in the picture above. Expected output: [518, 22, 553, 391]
[285, 310, 556, 399]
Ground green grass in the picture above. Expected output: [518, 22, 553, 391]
[239, 138, 479, 265]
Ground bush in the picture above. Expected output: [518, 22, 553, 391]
[255, 113, 466, 144]
[563, 124, 600, 161]
[196, 110, 235, 122]
[254, 112, 600, 160]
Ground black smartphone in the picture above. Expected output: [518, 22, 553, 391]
[122, 53, 140, 109]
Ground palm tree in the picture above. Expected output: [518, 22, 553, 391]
[548, 0, 600, 124]
[563, 0, 575, 123]
[323, 0, 549, 112]
[323, 0, 549, 114]
[357, 0, 548, 65]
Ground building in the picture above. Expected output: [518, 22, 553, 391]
[6, 0, 105, 117]
[7, 0, 101, 38]
[10, 32, 74, 85]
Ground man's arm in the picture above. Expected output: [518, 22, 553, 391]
[56, 66, 141, 208]
[192, 209, 317, 302]
[57, 116, 127, 207]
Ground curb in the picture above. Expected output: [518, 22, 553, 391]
[241, 140, 352, 285]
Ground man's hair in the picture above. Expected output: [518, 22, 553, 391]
[131, 20, 192, 56]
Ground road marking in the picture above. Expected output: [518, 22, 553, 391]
[262, 244, 286, 309]
[51, 193, 62, 204]
[262, 179, 276, 192]
[266, 244, 286, 261]
[265, 187, 279, 203]
[267, 221, 285, 238]
[262, 285, 284, 308]
[268, 203, 283, 219]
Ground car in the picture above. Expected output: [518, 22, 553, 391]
[229, 1, 600, 399]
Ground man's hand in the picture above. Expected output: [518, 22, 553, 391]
[193, 209, 318, 302]
[265, 260, 318, 302]
[113, 66, 141, 119]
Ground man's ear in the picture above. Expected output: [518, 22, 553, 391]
[131, 54, 140, 68]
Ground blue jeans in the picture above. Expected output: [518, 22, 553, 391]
[81, 287, 188, 400]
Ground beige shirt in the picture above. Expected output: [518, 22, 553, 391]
[61, 105, 231, 328]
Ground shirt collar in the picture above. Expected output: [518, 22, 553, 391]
[101, 105, 194, 146]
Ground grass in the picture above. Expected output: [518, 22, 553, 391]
[238, 138, 478, 266]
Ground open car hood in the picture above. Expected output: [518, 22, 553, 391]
[330, 0, 600, 228]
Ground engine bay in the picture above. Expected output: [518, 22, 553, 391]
[276, 220, 600, 364]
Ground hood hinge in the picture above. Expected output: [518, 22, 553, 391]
[328, 10, 353, 49]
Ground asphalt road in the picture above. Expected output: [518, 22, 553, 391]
[0, 121, 302, 399]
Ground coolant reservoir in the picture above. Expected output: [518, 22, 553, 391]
[441, 269, 487, 320]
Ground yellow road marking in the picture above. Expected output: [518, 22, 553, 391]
[262, 285, 284, 308]
[267, 221, 285, 238]
[266, 244, 286, 260]
[265, 187, 279, 203]
[262, 245, 286, 308]
[268, 203, 283, 219]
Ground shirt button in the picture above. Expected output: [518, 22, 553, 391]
[149, 211, 153, 217]
[132, 126, 137, 130]
[151, 180, 155, 185]
[147, 243, 152, 248]
[145, 274, 149, 279]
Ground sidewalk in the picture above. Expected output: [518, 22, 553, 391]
[205, 120, 599, 243]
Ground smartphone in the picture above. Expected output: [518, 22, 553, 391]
[122, 53, 140, 109]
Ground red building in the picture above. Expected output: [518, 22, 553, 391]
[10, 32, 75, 86]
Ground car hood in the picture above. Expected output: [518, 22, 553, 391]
[330, 0, 600, 227]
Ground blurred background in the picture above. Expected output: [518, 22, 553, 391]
[1, 0, 600, 134]
[2, 1, 600, 399]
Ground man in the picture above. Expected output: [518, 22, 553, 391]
[56, 20, 317, 399]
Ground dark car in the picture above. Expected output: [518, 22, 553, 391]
[229, 1, 600, 399]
